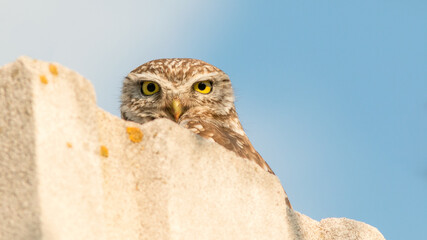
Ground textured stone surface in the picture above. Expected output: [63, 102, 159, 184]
[0, 57, 105, 240]
[0, 57, 385, 240]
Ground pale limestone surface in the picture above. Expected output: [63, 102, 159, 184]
[0, 57, 385, 240]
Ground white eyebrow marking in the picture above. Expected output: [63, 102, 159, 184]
[127, 71, 230, 95]
[127, 72, 175, 89]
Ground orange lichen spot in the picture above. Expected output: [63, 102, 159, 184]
[66, 142, 72, 148]
[49, 64, 58, 75]
[39, 75, 48, 84]
[100, 145, 109, 157]
[126, 127, 143, 143]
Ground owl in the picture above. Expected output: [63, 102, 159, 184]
[120, 59, 291, 207]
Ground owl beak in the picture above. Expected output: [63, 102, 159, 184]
[171, 99, 183, 122]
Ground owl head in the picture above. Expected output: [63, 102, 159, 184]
[120, 58, 235, 124]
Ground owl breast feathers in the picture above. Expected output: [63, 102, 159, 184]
[120, 58, 273, 174]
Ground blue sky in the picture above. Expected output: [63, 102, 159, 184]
[1, 1, 426, 238]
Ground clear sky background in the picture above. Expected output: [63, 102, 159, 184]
[1, 0, 426, 239]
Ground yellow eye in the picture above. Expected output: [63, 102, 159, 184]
[193, 81, 212, 94]
[141, 81, 160, 96]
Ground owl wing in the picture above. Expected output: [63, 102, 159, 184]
[184, 120, 274, 174]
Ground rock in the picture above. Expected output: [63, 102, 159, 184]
[0, 57, 385, 240]
[0, 57, 105, 240]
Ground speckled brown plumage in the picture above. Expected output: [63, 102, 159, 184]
[120, 58, 291, 208]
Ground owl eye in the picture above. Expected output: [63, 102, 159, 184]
[141, 81, 160, 96]
[193, 81, 212, 94]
